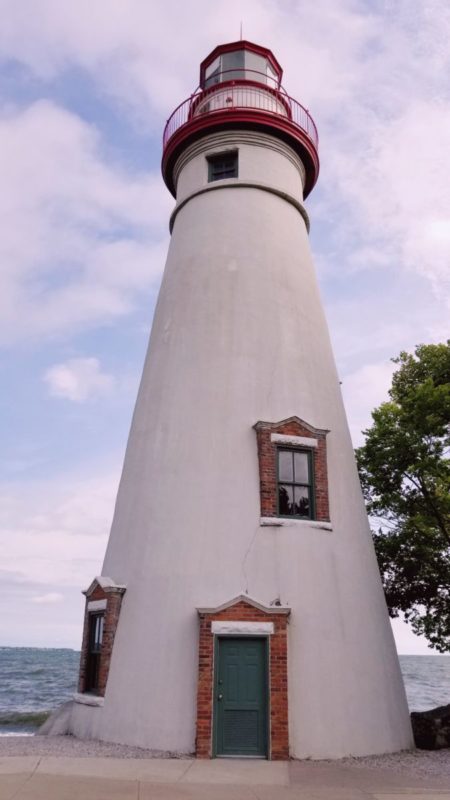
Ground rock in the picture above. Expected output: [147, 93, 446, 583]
[411, 704, 450, 750]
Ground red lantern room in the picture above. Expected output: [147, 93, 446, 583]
[162, 40, 319, 198]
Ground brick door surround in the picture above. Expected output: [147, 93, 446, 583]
[196, 595, 290, 760]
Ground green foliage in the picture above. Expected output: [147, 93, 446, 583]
[356, 343, 450, 652]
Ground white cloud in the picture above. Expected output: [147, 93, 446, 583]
[0, 571, 83, 646]
[0, 0, 380, 119]
[0, 99, 170, 345]
[31, 592, 64, 604]
[0, 1, 448, 350]
[0, 467, 119, 590]
[44, 357, 115, 402]
[325, 100, 450, 296]
[341, 360, 396, 446]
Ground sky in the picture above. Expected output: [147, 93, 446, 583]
[0, 0, 449, 653]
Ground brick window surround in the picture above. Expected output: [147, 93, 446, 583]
[78, 576, 126, 697]
[196, 595, 290, 760]
[254, 416, 330, 522]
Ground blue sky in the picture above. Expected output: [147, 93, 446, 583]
[0, 0, 449, 653]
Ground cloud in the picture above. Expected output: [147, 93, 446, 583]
[0, 570, 86, 647]
[0, 99, 170, 345]
[31, 592, 64, 604]
[0, 466, 119, 647]
[0, 0, 381, 119]
[341, 360, 396, 446]
[0, 1, 448, 352]
[325, 100, 450, 296]
[44, 357, 115, 402]
[0, 467, 119, 589]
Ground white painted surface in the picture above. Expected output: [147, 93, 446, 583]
[270, 433, 318, 447]
[174, 130, 305, 203]
[170, 180, 309, 235]
[211, 621, 274, 635]
[73, 693, 104, 707]
[69, 125, 413, 758]
[87, 599, 107, 612]
[260, 517, 332, 530]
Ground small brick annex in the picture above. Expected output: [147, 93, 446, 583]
[78, 577, 126, 697]
[196, 595, 291, 760]
[254, 416, 330, 522]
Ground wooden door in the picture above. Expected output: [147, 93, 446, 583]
[214, 637, 268, 757]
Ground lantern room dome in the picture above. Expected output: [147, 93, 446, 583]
[162, 40, 319, 199]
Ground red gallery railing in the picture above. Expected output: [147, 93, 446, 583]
[163, 78, 318, 151]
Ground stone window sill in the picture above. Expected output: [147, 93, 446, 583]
[73, 692, 104, 707]
[260, 517, 332, 531]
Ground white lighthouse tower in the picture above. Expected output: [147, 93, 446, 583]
[68, 40, 413, 759]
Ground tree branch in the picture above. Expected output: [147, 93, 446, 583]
[416, 475, 450, 546]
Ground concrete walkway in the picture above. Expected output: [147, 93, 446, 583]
[0, 756, 449, 799]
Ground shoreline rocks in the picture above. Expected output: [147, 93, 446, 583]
[411, 704, 450, 750]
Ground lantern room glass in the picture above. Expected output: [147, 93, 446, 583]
[204, 49, 279, 89]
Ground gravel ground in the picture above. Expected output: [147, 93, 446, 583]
[0, 735, 188, 760]
[0, 736, 448, 779]
[339, 749, 450, 779]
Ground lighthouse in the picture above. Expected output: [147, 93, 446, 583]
[67, 40, 413, 759]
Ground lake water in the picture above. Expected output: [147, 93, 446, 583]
[0, 647, 449, 735]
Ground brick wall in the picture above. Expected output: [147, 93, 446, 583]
[196, 599, 290, 760]
[254, 416, 329, 521]
[78, 582, 124, 696]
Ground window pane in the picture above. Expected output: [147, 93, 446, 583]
[205, 57, 220, 79]
[89, 614, 104, 652]
[87, 653, 100, 692]
[209, 153, 238, 181]
[245, 51, 266, 82]
[278, 450, 293, 482]
[222, 50, 245, 78]
[294, 452, 309, 483]
[97, 616, 104, 647]
[278, 484, 294, 515]
[205, 67, 221, 88]
[266, 62, 278, 87]
[94, 617, 100, 646]
[294, 486, 310, 517]
[205, 57, 222, 88]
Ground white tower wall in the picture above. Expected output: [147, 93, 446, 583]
[69, 130, 413, 757]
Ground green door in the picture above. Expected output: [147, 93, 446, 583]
[214, 637, 268, 757]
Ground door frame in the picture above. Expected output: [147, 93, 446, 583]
[212, 634, 270, 758]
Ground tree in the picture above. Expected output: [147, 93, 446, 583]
[356, 342, 450, 652]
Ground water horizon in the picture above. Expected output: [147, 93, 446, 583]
[0, 647, 449, 736]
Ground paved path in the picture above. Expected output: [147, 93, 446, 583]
[0, 756, 449, 799]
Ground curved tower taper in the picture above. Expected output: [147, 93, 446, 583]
[68, 40, 413, 759]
